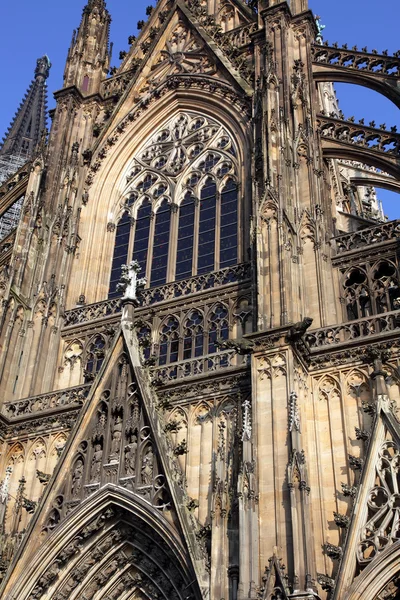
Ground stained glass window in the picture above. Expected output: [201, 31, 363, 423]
[108, 111, 240, 297]
[197, 179, 216, 275]
[108, 212, 131, 298]
[151, 199, 171, 286]
[220, 179, 238, 268]
[132, 199, 152, 276]
[176, 193, 195, 281]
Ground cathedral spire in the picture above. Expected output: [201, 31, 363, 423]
[63, 0, 111, 95]
[0, 56, 50, 183]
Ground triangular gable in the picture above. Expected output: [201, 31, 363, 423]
[94, 2, 253, 152]
[261, 552, 291, 599]
[334, 395, 400, 599]
[1, 306, 209, 600]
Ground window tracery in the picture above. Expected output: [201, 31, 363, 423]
[84, 336, 106, 383]
[108, 111, 239, 298]
[342, 259, 400, 321]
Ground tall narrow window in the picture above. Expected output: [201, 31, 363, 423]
[109, 212, 131, 298]
[183, 311, 204, 359]
[159, 318, 179, 366]
[176, 193, 195, 280]
[151, 200, 171, 286]
[197, 179, 216, 275]
[220, 179, 238, 268]
[132, 199, 152, 275]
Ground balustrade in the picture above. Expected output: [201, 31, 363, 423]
[150, 349, 249, 384]
[306, 310, 400, 349]
[334, 220, 400, 254]
[63, 263, 251, 328]
[2, 384, 91, 418]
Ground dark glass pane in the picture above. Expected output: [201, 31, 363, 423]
[151, 200, 171, 286]
[132, 200, 152, 277]
[176, 194, 195, 281]
[220, 181, 238, 268]
[159, 340, 168, 366]
[183, 334, 192, 360]
[197, 182, 216, 275]
[108, 212, 131, 298]
[170, 336, 179, 363]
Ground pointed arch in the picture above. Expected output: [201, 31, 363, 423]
[3, 487, 202, 600]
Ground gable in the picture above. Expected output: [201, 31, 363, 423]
[0, 313, 209, 599]
[334, 393, 400, 599]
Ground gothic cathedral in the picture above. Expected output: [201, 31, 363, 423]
[0, 0, 399, 599]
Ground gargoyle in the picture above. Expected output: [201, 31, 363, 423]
[215, 338, 254, 355]
[37, 470, 51, 485]
[286, 317, 313, 342]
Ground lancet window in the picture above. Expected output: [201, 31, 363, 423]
[108, 111, 239, 298]
[84, 336, 106, 383]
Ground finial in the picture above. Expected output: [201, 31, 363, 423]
[35, 55, 51, 80]
[117, 261, 147, 304]
[314, 15, 326, 44]
[0, 467, 13, 504]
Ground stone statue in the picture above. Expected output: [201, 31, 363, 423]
[109, 416, 123, 462]
[71, 458, 84, 497]
[141, 449, 154, 486]
[90, 444, 103, 482]
[124, 435, 138, 476]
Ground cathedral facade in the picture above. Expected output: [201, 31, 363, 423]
[0, 0, 399, 599]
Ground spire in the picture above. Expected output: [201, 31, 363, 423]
[63, 0, 111, 95]
[0, 56, 50, 183]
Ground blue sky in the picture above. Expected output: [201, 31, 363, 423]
[1, 0, 399, 217]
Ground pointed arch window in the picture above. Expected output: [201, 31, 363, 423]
[176, 193, 195, 281]
[151, 200, 172, 287]
[109, 212, 131, 298]
[108, 111, 241, 297]
[159, 318, 179, 366]
[220, 179, 238, 268]
[132, 199, 152, 276]
[197, 179, 217, 275]
[183, 311, 204, 359]
[84, 336, 106, 383]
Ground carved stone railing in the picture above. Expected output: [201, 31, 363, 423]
[222, 23, 258, 48]
[318, 116, 400, 157]
[1, 384, 91, 418]
[63, 297, 122, 327]
[101, 68, 138, 99]
[150, 350, 250, 384]
[63, 263, 251, 328]
[306, 310, 400, 349]
[333, 220, 400, 254]
[312, 44, 400, 79]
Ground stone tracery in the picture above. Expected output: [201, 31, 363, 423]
[109, 110, 239, 296]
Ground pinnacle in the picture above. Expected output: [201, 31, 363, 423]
[35, 55, 51, 80]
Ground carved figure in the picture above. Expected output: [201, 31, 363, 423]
[90, 443, 103, 482]
[287, 317, 313, 342]
[141, 449, 154, 485]
[71, 458, 84, 496]
[109, 416, 123, 462]
[124, 434, 138, 475]
[215, 337, 254, 355]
